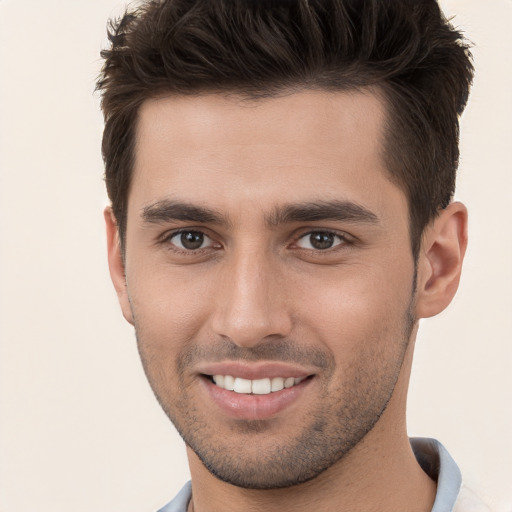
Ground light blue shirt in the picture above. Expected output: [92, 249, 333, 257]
[158, 438, 462, 512]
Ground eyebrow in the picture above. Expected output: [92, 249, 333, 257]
[265, 200, 379, 227]
[142, 200, 230, 226]
[141, 198, 379, 227]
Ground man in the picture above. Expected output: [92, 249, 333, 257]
[98, 1, 485, 511]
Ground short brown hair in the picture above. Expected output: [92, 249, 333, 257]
[97, 0, 473, 257]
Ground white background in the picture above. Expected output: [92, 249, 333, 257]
[0, 1, 510, 511]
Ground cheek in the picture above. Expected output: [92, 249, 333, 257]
[126, 261, 214, 353]
[127, 267, 214, 403]
[294, 259, 415, 357]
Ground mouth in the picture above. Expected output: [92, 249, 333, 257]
[208, 374, 308, 395]
[198, 364, 315, 420]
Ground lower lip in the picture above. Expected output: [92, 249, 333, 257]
[201, 377, 312, 421]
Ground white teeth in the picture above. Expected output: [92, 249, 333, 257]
[252, 378, 271, 395]
[212, 375, 305, 395]
[213, 375, 224, 387]
[224, 375, 235, 391]
[284, 377, 295, 388]
[233, 377, 252, 394]
[271, 377, 284, 392]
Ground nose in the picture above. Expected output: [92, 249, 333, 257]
[211, 247, 293, 348]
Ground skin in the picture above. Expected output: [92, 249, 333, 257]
[105, 90, 468, 512]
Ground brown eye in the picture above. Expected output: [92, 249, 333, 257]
[169, 231, 212, 250]
[296, 231, 344, 250]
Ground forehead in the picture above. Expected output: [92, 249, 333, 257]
[135, 89, 386, 165]
[131, 90, 404, 219]
[137, 88, 385, 143]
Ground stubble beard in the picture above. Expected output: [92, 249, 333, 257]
[134, 287, 417, 490]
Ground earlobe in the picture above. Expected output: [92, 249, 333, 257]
[415, 202, 468, 319]
[104, 207, 134, 325]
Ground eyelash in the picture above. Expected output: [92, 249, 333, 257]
[159, 228, 354, 255]
[293, 230, 352, 252]
[160, 229, 218, 254]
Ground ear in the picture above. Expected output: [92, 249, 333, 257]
[415, 202, 468, 319]
[104, 207, 134, 325]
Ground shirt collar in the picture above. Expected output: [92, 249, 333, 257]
[411, 437, 462, 512]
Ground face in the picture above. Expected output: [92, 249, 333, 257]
[115, 90, 419, 488]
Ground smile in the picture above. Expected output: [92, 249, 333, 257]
[203, 374, 313, 421]
[212, 375, 306, 395]
[197, 362, 315, 420]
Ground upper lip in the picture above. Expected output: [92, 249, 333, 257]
[196, 361, 314, 380]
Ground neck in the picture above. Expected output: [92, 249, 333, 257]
[187, 427, 435, 512]
[187, 337, 436, 512]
